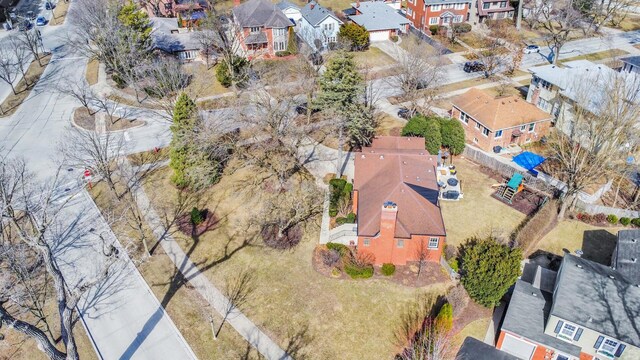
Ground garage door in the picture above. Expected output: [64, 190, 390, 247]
[501, 334, 536, 359]
[369, 30, 389, 42]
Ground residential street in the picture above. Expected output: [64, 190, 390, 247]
[0, 5, 198, 360]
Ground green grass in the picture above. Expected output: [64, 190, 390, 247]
[440, 159, 527, 249]
[560, 49, 629, 64]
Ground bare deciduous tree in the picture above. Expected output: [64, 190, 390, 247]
[8, 35, 32, 88]
[216, 268, 255, 337]
[475, 40, 510, 78]
[19, 29, 44, 67]
[0, 45, 19, 96]
[528, 0, 585, 64]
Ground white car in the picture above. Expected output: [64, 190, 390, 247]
[523, 45, 540, 54]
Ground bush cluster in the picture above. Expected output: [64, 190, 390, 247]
[607, 214, 618, 224]
[401, 115, 465, 156]
[336, 212, 356, 225]
[620, 217, 631, 226]
[632, 218, 640, 227]
[381, 263, 395, 276]
[390, 35, 398, 43]
[326, 242, 350, 257]
[593, 213, 607, 223]
[329, 178, 353, 217]
[344, 263, 374, 279]
[429, 25, 439, 35]
[275, 51, 292, 57]
[577, 212, 640, 227]
[190, 207, 205, 225]
[448, 258, 459, 272]
[321, 248, 341, 267]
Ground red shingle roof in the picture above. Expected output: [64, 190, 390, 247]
[354, 136, 446, 238]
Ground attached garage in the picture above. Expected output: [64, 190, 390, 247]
[369, 30, 390, 42]
[500, 334, 536, 360]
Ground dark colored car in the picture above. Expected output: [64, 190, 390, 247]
[18, 20, 33, 31]
[397, 107, 411, 119]
[26, 11, 36, 20]
[295, 102, 319, 115]
[463, 61, 486, 73]
[45, 1, 55, 10]
[308, 52, 323, 66]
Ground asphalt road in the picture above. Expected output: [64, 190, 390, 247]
[0, 2, 198, 359]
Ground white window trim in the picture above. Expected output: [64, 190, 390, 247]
[428, 237, 439, 249]
[529, 123, 536, 132]
[454, 3, 465, 9]
[556, 322, 577, 341]
[495, 130, 503, 138]
[597, 338, 620, 358]
[520, 124, 526, 131]
[482, 127, 490, 137]
[431, 4, 441, 11]
[429, 17, 439, 25]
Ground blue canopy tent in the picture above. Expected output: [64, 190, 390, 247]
[513, 151, 546, 176]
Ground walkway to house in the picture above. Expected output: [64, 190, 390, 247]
[124, 159, 291, 360]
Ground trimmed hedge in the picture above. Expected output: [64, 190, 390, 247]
[381, 263, 396, 276]
[621, 217, 631, 226]
[326, 242, 350, 257]
[344, 263, 374, 279]
[632, 218, 640, 227]
[607, 214, 618, 224]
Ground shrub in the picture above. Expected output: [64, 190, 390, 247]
[287, 27, 297, 54]
[444, 244, 457, 260]
[338, 23, 370, 51]
[390, 35, 398, 42]
[452, 22, 472, 34]
[435, 303, 453, 332]
[344, 263, 374, 279]
[632, 218, 640, 227]
[620, 217, 631, 226]
[513, 199, 558, 251]
[576, 212, 593, 223]
[460, 236, 522, 307]
[447, 285, 469, 317]
[275, 50, 291, 57]
[593, 213, 607, 223]
[335, 217, 347, 225]
[438, 117, 465, 156]
[215, 56, 248, 88]
[448, 258, 459, 272]
[401, 115, 442, 155]
[429, 25, 439, 35]
[190, 207, 204, 225]
[607, 214, 619, 224]
[329, 178, 348, 216]
[321, 249, 341, 267]
[381, 263, 396, 276]
[326, 242, 351, 257]
[345, 212, 356, 223]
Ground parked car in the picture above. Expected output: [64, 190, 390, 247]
[36, 16, 46, 26]
[45, 1, 55, 10]
[463, 61, 485, 73]
[295, 102, 319, 115]
[26, 11, 36, 20]
[523, 44, 540, 54]
[398, 107, 420, 119]
[18, 20, 33, 31]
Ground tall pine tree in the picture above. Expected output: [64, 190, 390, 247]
[170, 93, 198, 188]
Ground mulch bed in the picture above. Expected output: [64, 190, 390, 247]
[491, 188, 547, 216]
[176, 210, 218, 237]
[312, 246, 450, 287]
[451, 298, 492, 335]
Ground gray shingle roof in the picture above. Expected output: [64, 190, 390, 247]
[151, 18, 201, 52]
[276, 0, 300, 11]
[612, 230, 640, 285]
[621, 56, 640, 67]
[245, 32, 268, 44]
[455, 337, 519, 360]
[301, 1, 341, 26]
[232, 0, 292, 28]
[348, 1, 409, 31]
[502, 280, 583, 357]
[551, 254, 640, 347]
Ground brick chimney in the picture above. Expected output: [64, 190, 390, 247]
[380, 201, 398, 239]
[310, 2, 315, 9]
[234, 0, 240, 7]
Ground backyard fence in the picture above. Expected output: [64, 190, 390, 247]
[461, 146, 555, 195]
[575, 200, 640, 219]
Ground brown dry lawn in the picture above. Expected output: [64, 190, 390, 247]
[50, 0, 70, 26]
[438, 77, 494, 96]
[142, 165, 452, 359]
[440, 158, 527, 249]
[376, 114, 405, 136]
[536, 220, 624, 265]
[72, 107, 145, 131]
[352, 47, 397, 68]
[560, 49, 629, 64]
[183, 63, 231, 98]
[85, 58, 99, 86]
[89, 181, 260, 359]
[458, 32, 491, 49]
[0, 55, 51, 118]
[0, 300, 97, 360]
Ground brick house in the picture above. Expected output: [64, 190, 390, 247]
[451, 88, 552, 153]
[497, 248, 640, 360]
[405, 0, 471, 33]
[232, 0, 293, 58]
[142, 0, 207, 18]
[475, 0, 514, 23]
[353, 136, 446, 266]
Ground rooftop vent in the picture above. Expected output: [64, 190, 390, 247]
[609, 275, 615, 279]
[532, 292, 537, 297]
[633, 258, 637, 263]
[576, 264, 583, 269]
[379, 155, 384, 160]
[361, 154, 365, 159]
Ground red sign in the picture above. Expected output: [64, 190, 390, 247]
[84, 169, 91, 178]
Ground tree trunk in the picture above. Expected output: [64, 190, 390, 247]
[558, 193, 574, 220]
[612, 175, 624, 208]
[336, 125, 344, 178]
[0, 304, 67, 360]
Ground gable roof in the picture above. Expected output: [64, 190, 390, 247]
[354, 136, 445, 239]
[456, 337, 519, 360]
[502, 279, 582, 357]
[151, 17, 201, 52]
[621, 55, 640, 68]
[348, 1, 410, 31]
[301, 1, 342, 26]
[451, 88, 551, 131]
[232, 0, 293, 28]
[276, 0, 300, 11]
[612, 230, 640, 285]
[551, 254, 640, 347]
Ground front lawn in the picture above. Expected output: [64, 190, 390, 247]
[458, 32, 491, 49]
[440, 158, 527, 249]
[0, 54, 51, 118]
[351, 47, 397, 68]
[560, 49, 629, 64]
[142, 165, 452, 359]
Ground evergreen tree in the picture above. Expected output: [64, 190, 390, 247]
[118, 2, 152, 44]
[287, 27, 297, 54]
[435, 303, 453, 332]
[338, 23, 370, 51]
[438, 117, 466, 155]
[460, 237, 522, 307]
[401, 115, 442, 155]
[345, 102, 377, 149]
[170, 93, 198, 188]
